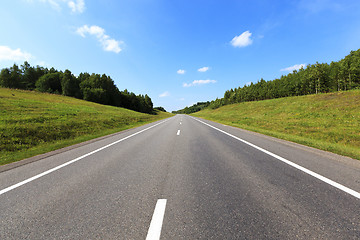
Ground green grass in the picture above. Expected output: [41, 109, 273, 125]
[0, 88, 173, 165]
[192, 90, 360, 160]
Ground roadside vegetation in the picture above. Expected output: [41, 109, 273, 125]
[0, 62, 156, 114]
[192, 90, 360, 160]
[177, 49, 360, 113]
[0, 88, 173, 165]
[173, 101, 210, 114]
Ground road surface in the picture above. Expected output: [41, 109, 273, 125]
[0, 115, 359, 239]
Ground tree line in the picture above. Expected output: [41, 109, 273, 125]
[172, 101, 210, 114]
[0, 62, 155, 114]
[177, 49, 360, 112]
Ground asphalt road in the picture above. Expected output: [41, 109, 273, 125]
[0, 115, 359, 239]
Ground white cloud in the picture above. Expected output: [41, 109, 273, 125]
[280, 63, 306, 72]
[183, 79, 217, 87]
[102, 38, 122, 53]
[231, 31, 253, 47]
[177, 69, 185, 74]
[159, 91, 170, 97]
[76, 25, 103, 37]
[0, 46, 33, 62]
[76, 25, 123, 53]
[198, 66, 209, 72]
[68, 0, 85, 13]
[32, 0, 85, 13]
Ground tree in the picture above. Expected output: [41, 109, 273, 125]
[311, 62, 330, 93]
[154, 106, 166, 112]
[61, 69, 81, 98]
[7, 64, 23, 89]
[348, 50, 360, 88]
[21, 61, 38, 90]
[78, 72, 90, 83]
[0, 68, 11, 88]
[36, 72, 62, 93]
[79, 73, 121, 105]
[144, 94, 154, 113]
[339, 60, 349, 91]
[329, 61, 341, 91]
[82, 87, 106, 103]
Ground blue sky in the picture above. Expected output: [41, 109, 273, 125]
[1, 0, 360, 111]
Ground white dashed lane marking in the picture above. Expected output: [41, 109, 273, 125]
[146, 199, 167, 240]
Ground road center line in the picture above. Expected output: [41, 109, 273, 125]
[177, 130, 181, 135]
[0, 118, 171, 196]
[190, 116, 360, 200]
[146, 199, 167, 240]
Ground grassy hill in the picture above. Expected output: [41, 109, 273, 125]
[0, 88, 173, 165]
[192, 90, 360, 160]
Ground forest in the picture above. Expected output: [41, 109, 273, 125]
[0, 62, 155, 114]
[175, 49, 360, 113]
[172, 101, 210, 114]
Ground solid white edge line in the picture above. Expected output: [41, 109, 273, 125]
[177, 130, 181, 135]
[0, 118, 172, 196]
[190, 116, 360, 200]
[146, 199, 167, 240]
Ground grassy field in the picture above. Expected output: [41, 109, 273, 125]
[0, 88, 173, 165]
[192, 90, 360, 160]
